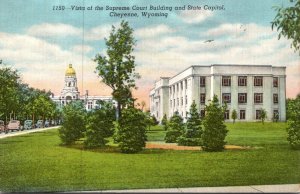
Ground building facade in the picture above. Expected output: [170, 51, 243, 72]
[51, 64, 114, 110]
[150, 64, 286, 122]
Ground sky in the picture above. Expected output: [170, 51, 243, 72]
[0, 0, 299, 108]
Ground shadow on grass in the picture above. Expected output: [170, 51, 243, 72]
[0, 140, 24, 144]
[59, 142, 171, 155]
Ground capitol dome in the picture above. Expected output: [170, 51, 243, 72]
[65, 64, 76, 76]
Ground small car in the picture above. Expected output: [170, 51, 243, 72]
[7, 120, 21, 132]
[0, 120, 6, 133]
[24, 120, 33, 130]
[44, 120, 50, 128]
[35, 120, 44, 128]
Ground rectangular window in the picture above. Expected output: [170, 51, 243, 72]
[185, 95, 187, 105]
[200, 93, 206, 104]
[273, 94, 278, 104]
[200, 110, 205, 118]
[181, 81, 183, 90]
[222, 76, 231, 86]
[222, 93, 231, 103]
[238, 76, 247, 86]
[88, 101, 93, 109]
[240, 110, 246, 120]
[238, 93, 247, 103]
[200, 77, 206, 87]
[256, 110, 262, 120]
[181, 97, 183, 106]
[224, 110, 230, 120]
[185, 79, 188, 89]
[273, 77, 278, 87]
[254, 76, 263, 86]
[254, 93, 263, 103]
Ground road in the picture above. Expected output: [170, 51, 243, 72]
[0, 126, 59, 139]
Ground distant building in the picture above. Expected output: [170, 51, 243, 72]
[150, 64, 286, 122]
[51, 64, 114, 110]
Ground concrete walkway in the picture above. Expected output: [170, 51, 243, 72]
[0, 126, 59, 139]
[72, 184, 299, 193]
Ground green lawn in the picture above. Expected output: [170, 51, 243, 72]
[0, 122, 299, 192]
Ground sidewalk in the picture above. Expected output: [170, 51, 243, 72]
[0, 126, 59, 139]
[72, 184, 300, 193]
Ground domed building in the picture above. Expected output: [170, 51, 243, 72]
[51, 64, 114, 110]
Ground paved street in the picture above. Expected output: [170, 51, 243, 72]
[0, 126, 59, 139]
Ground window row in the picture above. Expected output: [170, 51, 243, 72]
[221, 76, 279, 87]
[221, 93, 279, 104]
[173, 109, 280, 120]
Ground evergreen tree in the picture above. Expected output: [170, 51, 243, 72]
[178, 101, 203, 146]
[58, 101, 86, 145]
[84, 101, 115, 148]
[161, 114, 168, 126]
[202, 95, 228, 151]
[164, 111, 185, 143]
[115, 107, 147, 153]
[161, 114, 169, 131]
[231, 109, 237, 124]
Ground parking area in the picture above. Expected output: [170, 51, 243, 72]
[0, 126, 59, 139]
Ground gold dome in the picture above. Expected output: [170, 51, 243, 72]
[65, 64, 76, 76]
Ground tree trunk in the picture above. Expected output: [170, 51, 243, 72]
[117, 102, 121, 120]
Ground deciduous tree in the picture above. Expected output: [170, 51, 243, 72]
[287, 94, 300, 149]
[272, 0, 300, 54]
[94, 21, 139, 119]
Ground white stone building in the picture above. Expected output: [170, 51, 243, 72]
[51, 64, 114, 110]
[150, 64, 286, 122]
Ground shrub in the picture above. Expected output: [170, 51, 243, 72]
[164, 112, 185, 143]
[287, 94, 300, 149]
[202, 95, 228, 151]
[84, 101, 115, 148]
[115, 107, 147, 153]
[58, 101, 86, 145]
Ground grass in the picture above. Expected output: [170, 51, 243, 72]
[0, 122, 299, 192]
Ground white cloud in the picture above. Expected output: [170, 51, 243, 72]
[72, 45, 93, 53]
[135, 24, 175, 39]
[27, 23, 81, 37]
[26, 22, 115, 41]
[180, 10, 213, 24]
[85, 23, 120, 41]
